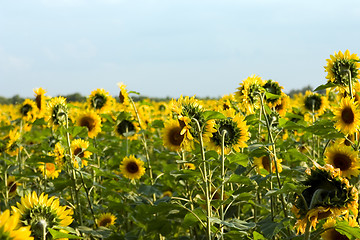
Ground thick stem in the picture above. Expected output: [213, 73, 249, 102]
[220, 130, 227, 239]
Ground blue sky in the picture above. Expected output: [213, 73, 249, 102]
[1, 0, 360, 99]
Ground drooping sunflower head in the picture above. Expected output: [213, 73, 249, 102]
[293, 163, 358, 233]
[235, 74, 265, 114]
[324, 50, 360, 88]
[263, 79, 284, 108]
[71, 139, 92, 168]
[114, 118, 139, 140]
[119, 155, 146, 180]
[38, 162, 61, 179]
[96, 213, 116, 228]
[19, 99, 37, 121]
[0, 209, 33, 240]
[302, 91, 329, 115]
[324, 144, 360, 178]
[88, 88, 114, 113]
[46, 96, 68, 127]
[33, 87, 47, 116]
[117, 82, 130, 107]
[76, 111, 102, 138]
[334, 96, 360, 135]
[207, 111, 249, 154]
[11, 191, 73, 240]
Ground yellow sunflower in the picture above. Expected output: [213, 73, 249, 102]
[48, 142, 65, 170]
[117, 82, 131, 108]
[119, 155, 146, 180]
[96, 213, 116, 228]
[325, 50, 360, 88]
[333, 96, 360, 135]
[33, 87, 47, 117]
[183, 163, 196, 170]
[87, 88, 114, 114]
[324, 144, 360, 178]
[7, 175, 20, 198]
[302, 90, 329, 115]
[114, 118, 139, 140]
[293, 163, 358, 234]
[11, 191, 73, 240]
[46, 96, 68, 127]
[38, 162, 61, 179]
[321, 217, 359, 240]
[263, 79, 284, 108]
[71, 139, 92, 168]
[5, 128, 22, 156]
[162, 119, 191, 152]
[19, 99, 37, 121]
[235, 74, 265, 114]
[76, 111, 102, 138]
[274, 93, 290, 117]
[207, 110, 249, 154]
[0, 209, 33, 240]
[253, 155, 282, 176]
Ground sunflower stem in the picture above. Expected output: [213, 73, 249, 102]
[78, 170, 98, 228]
[193, 118, 212, 240]
[220, 129, 227, 240]
[347, 69, 353, 99]
[303, 219, 311, 240]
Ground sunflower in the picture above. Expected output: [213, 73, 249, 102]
[38, 162, 61, 179]
[162, 119, 188, 152]
[117, 82, 131, 108]
[19, 99, 37, 121]
[96, 213, 116, 228]
[7, 175, 20, 198]
[119, 155, 146, 180]
[161, 190, 173, 198]
[302, 91, 329, 115]
[5, 128, 22, 156]
[183, 163, 196, 170]
[46, 96, 68, 127]
[235, 74, 265, 114]
[207, 110, 249, 154]
[293, 163, 358, 234]
[324, 50, 360, 88]
[114, 118, 139, 140]
[48, 142, 65, 170]
[11, 191, 73, 240]
[253, 155, 283, 176]
[33, 87, 47, 117]
[76, 111, 102, 138]
[0, 209, 33, 240]
[70, 139, 92, 168]
[263, 79, 284, 108]
[333, 97, 360, 135]
[88, 88, 114, 114]
[274, 93, 290, 117]
[324, 144, 360, 178]
[321, 217, 359, 240]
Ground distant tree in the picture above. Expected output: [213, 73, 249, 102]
[288, 85, 326, 97]
[62, 93, 86, 102]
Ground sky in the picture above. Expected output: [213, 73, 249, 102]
[1, 0, 360, 99]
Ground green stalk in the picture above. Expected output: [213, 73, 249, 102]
[220, 130, 227, 240]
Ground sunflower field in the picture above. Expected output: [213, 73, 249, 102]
[2, 50, 360, 240]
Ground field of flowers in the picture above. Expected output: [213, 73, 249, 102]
[1, 50, 360, 240]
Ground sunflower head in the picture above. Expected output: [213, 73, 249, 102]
[47, 97, 68, 127]
[302, 91, 329, 115]
[19, 99, 37, 121]
[88, 88, 114, 113]
[253, 155, 282, 176]
[12, 191, 73, 240]
[119, 155, 146, 180]
[33, 87, 47, 115]
[115, 119, 138, 139]
[96, 213, 116, 228]
[117, 82, 130, 106]
[76, 110, 102, 138]
[7, 175, 20, 198]
[208, 111, 249, 154]
[71, 139, 92, 168]
[320, 217, 358, 240]
[38, 162, 61, 179]
[325, 50, 360, 87]
[162, 119, 186, 152]
[0, 209, 33, 240]
[324, 144, 360, 178]
[263, 79, 284, 107]
[334, 96, 360, 135]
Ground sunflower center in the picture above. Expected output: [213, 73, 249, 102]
[99, 217, 112, 227]
[80, 116, 96, 132]
[45, 163, 55, 172]
[341, 107, 355, 124]
[119, 91, 125, 104]
[168, 126, 184, 146]
[35, 95, 42, 110]
[304, 94, 322, 112]
[92, 94, 107, 110]
[74, 147, 84, 158]
[116, 120, 135, 137]
[326, 229, 350, 240]
[333, 153, 352, 171]
[126, 161, 139, 174]
[21, 104, 33, 116]
[261, 156, 271, 172]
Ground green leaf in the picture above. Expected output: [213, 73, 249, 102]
[265, 183, 307, 197]
[314, 82, 337, 91]
[202, 111, 226, 121]
[335, 220, 360, 239]
[48, 228, 83, 239]
[227, 153, 248, 167]
[265, 92, 280, 100]
[183, 208, 206, 228]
